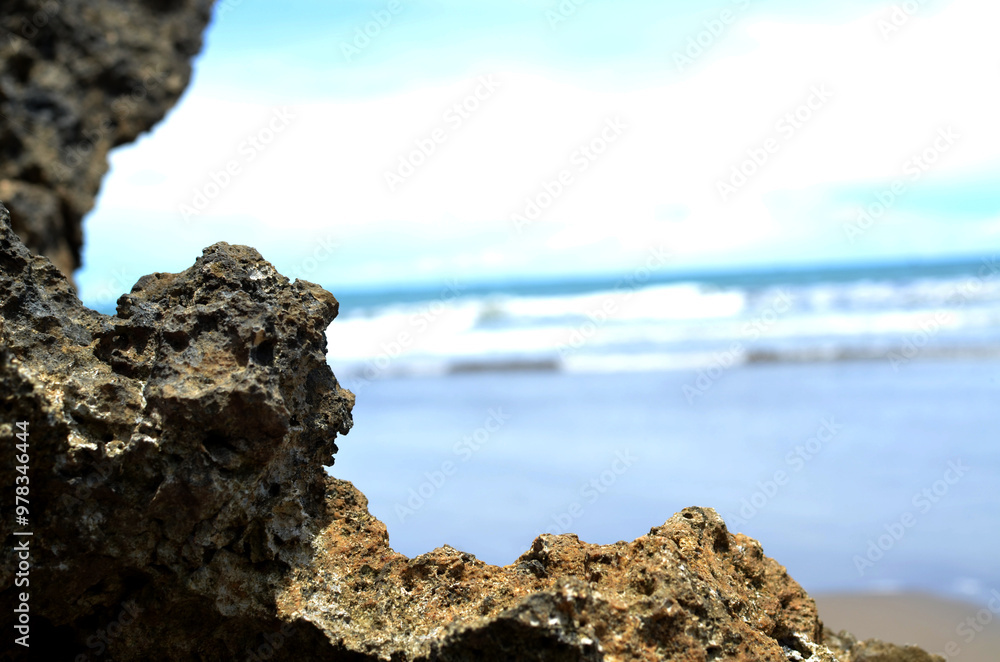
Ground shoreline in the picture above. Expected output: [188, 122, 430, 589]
[814, 592, 1000, 661]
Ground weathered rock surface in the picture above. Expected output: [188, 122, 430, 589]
[0, 201, 354, 659]
[0, 202, 943, 661]
[284, 481, 944, 662]
[0, 0, 215, 280]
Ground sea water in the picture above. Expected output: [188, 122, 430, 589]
[325, 258, 1000, 605]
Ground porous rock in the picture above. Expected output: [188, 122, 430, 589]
[0, 201, 354, 659]
[0, 202, 942, 661]
[0, 0, 215, 280]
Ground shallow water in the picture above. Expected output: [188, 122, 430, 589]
[330, 358, 1000, 606]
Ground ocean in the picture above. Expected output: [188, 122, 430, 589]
[324, 256, 1000, 605]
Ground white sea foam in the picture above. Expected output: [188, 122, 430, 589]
[326, 268, 1000, 379]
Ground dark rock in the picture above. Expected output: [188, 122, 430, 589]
[0, 201, 353, 659]
[0, 0, 215, 281]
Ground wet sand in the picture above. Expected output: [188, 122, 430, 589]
[815, 593, 1000, 661]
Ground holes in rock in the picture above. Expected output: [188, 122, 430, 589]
[516, 559, 547, 578]
[94, 327, 154, 378]
[95, 69, 141, 100]
[268, 483, 281, 497]
[21, 164, 45, 185]
[68, 410, 118, 448]
[7, 53, 33, 83]
[163, 331, 189, 352]
[143, 0, 186, 12]
[203, 431, 241, 469]
[194, 313, 219, 334]
[250, 338, 275, 366]
[713, 529, 730, 554]
[632, 575, 656, 596]
[204, 430, 230, 451]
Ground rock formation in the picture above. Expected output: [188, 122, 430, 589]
[0, 0, 215, 281]
[0, 202, 943, 661]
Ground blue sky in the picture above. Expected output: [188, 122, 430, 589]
[77, 0, 1000, 306]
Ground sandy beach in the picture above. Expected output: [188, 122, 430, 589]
[815, 593, 1000, 661]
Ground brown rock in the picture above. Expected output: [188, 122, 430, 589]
[0, 0, 215, 281]
[283, 482, 834, 661]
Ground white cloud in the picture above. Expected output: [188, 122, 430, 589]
[87, 0, 1000, 292]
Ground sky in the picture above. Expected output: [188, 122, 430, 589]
[76, 0, 1000, 308]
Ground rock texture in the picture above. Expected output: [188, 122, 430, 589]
[291, 484, 838, 661]
[0, 0, 215, 280]
[0, 202, 944, 661]
[0, 201, 354, 659]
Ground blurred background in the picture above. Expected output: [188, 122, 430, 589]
[74, 0, 999, 650]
